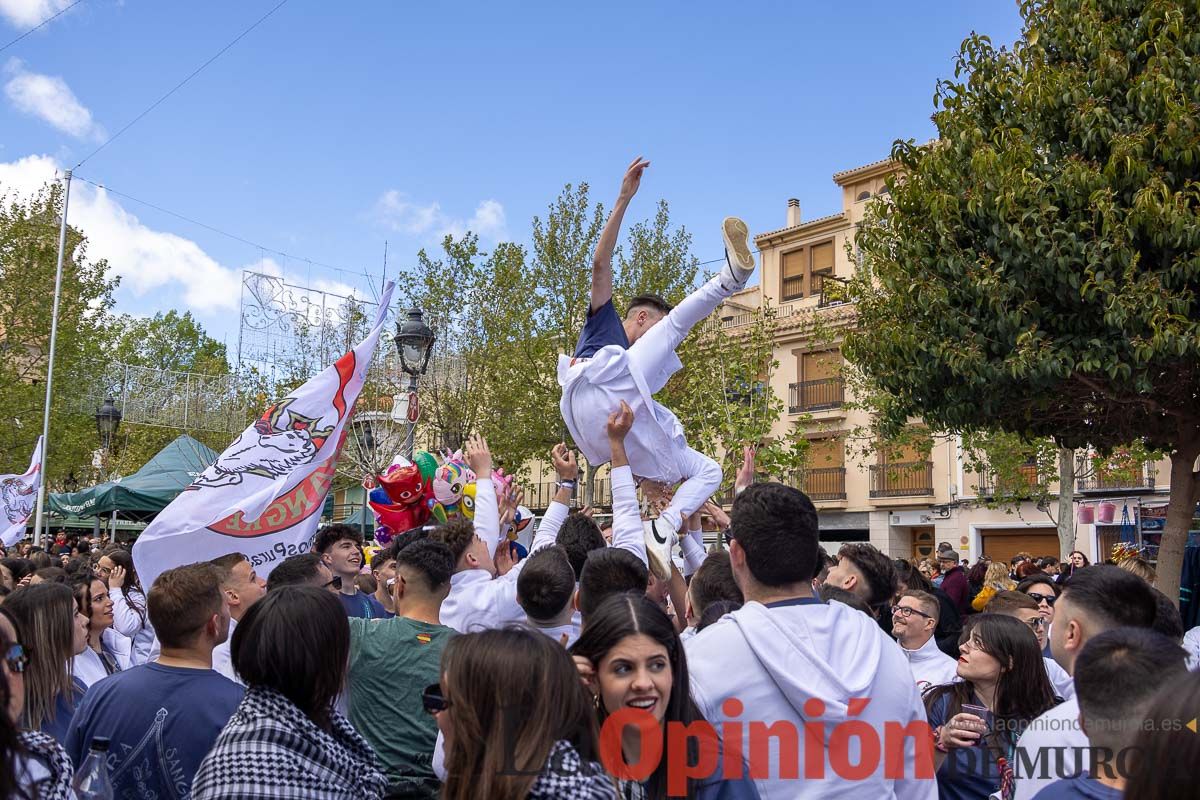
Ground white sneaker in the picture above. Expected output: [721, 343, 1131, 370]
[720, 216, 755, 290]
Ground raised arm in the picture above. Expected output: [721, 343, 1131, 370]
[590, 157, 649, 312]
[606, 401, 646, 565]
[466, 435, 499, 555]
[530, 443, 582, 554]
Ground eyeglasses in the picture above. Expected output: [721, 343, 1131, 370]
[94, 565, 112, 576]
[961, 635, 988, 653]
[422, 683, 450, 715]
[323, 576, 342, 591]
[3, 643, 28, 674]
[1026, 591, 1057, 606]
[1024, 617, 1047, 630]
[891, 605, 933, 620]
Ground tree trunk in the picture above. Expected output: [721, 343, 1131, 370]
[1056, 447, 1076, 560]
[1155, 445, 1200, 603]
[582, 459, 596, 509]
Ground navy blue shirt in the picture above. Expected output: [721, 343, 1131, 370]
[926, 690, 1008, 800]
[65, 663, 243, 799]
[339, 589, 378, 619]
[40, 678, 86, 745]
[573, 299, 629, 359]
[365, 593, 394, 618]
[1032, 776, 1123, 800]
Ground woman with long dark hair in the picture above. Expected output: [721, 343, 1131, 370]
[924, 614, 1058, 800]
[1059, 551, 1090, 583]
[97, 548, 155, 665]
[1123, 670, 1200, 799]
[435, 627, 616, 800]
[571, 593, 759, 800]
[0, 607, 72, 799]
[3, 583, 89, 744]
[70, 576, 129, 688]
[192, 586, 385, 800]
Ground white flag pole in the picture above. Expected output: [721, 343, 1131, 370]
[32, 169, 73, 546]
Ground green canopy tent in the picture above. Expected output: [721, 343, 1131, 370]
[48, 435, 219, 520]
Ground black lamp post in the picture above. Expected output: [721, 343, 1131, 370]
[393, 307, 436, 460]
[95, 397, 122, 452]
[354, 420, 375, 539]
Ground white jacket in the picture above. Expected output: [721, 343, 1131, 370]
[686, 599, 937, 799]
[900, 634, 959, 691]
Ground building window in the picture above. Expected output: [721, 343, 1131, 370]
[781, 248, 805, 301]
[856, 190, 871, 201]
[810, 240, 835, 296]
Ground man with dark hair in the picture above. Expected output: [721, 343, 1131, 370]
[558, 159, 756, 545]
[266, 552, 337, 592]
[823, 542, 899, 615]
[686, 483, 933, 797]
[891, 589, 957, 690]
[986, 590, 1074, 700]
[556, 515, 607, 582]
[1014, 565, 1159, 799]
[347, 540, 456, 799]
[1032, 628, 1188, 800]
[313, 522, 377, 618]
[683, 550, 742, 638]
[517, 545, 579, 645]
[65, 563, 243, 800]
[367, 543, 398, 618]
[576, 547, 649, 625]
[208, 552, 266, 683]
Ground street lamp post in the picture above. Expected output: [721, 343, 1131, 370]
[393, 307, 436, 461]
[94, 397, 122, 540]
[354, 420, 375, 540]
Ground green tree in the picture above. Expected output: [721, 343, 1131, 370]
[0, 182, 117, 489]
[847, 0, 1200, 599]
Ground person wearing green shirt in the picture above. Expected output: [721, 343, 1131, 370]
[347, 538, 456, 799]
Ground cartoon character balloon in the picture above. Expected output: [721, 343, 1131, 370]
[369, 463, 433, 535]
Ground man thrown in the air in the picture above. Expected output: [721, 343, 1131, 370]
[558, 157, 755, 543]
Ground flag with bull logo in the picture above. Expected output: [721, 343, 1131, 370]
[1, 436, 43, 547]
[133, 283, 395, 589]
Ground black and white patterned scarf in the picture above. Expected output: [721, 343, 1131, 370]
[527, 740, 618, 800]
[15, 729, 73, 800]
[191, 685, 387, 800]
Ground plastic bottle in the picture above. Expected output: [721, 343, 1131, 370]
[71, 736, 114, 800]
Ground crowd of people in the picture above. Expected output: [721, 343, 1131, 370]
[0, 428, 1198, 799]
[0, 164, 1198, 799]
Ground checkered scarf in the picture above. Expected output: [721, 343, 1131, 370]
[191, 685, 387, 800]
[15, 730, 72, 800]
[527, 740, 618, 799]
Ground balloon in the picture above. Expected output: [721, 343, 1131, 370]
[414, 451, 438, 481]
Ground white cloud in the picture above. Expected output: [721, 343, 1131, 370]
[0, 154, 241, 312]
[374, 190, 507, 243]
[0, 0, 73, 28]
[4, 58, 104, 140]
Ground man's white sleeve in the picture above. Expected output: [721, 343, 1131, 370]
[472, 477, 499, 554]
[531, 501, 569, 555]
[681, 529, 706, 576]
[609, 465, 646, 566]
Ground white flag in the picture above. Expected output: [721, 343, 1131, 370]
[1, 436, 43, 547]
[134, 283, 395, 589]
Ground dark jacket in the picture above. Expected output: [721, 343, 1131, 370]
[939, 565, 969, 616]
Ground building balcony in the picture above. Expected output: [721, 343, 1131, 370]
[789, 377, 845, 413]
[869, 461, 934, 498]
[786, 467, 847, 501]
[1077, 465, 1156, 494]
[974, 464, 1039, 497]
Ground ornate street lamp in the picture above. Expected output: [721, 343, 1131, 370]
[95, 397, 122, 453]
[353, 419, 375, 539]
[393, 308, 436, 459]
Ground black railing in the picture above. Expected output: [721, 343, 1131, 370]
[782, 274, 804, 301]
[869, 461, 935, 498]
[1077, 464, 1156, 493]
[786, 468, 847, 501]
[525, 479, 612, 512]
[788, 377, 845, 413]
[975, 465, 1039, 497]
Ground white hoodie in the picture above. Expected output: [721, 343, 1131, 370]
[686, 598, 937, 799]
[899, 634, 959, 691]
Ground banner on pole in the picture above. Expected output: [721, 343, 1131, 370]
[1, 437, 43, 547]
[134, 283, 395, 588]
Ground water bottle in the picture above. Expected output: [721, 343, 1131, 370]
[71, 736, 114, 800]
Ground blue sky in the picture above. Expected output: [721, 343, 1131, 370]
[0, 0, 1024, 352]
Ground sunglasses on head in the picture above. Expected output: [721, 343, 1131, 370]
[2, 643, 28, 674]
[422, 683, 450, 715]
[1026, 591, 1057, 606]
[324, 576, 342, 591]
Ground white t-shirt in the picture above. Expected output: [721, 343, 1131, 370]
[1012, 694, 1088, 800]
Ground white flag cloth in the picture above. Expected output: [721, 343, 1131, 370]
[1, 436, 43, 547]
[134, 283, 395, 589]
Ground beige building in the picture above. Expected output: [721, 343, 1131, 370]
[723, 157, 1174, 566]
